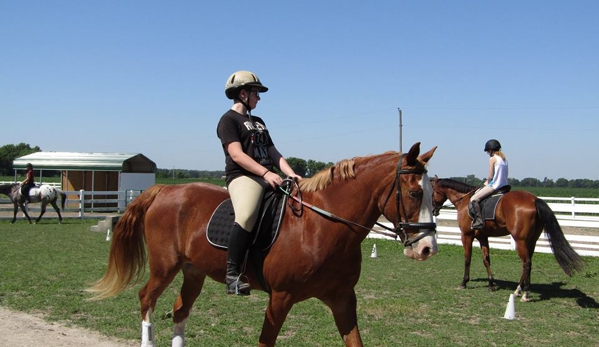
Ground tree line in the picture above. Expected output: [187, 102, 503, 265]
[2, 143, 598, 188]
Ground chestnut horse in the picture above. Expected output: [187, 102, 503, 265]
[88, 142, 438, 347]
[431, 176, 584, 301]
[0, 183, 66, 224]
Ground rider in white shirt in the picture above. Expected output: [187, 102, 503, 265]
[470, 139, 509, 229]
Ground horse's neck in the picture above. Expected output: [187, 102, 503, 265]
[447, 190, 472, 210]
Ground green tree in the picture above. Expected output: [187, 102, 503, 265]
[286, 157, 307, 177]
[0, 143, 41, 175]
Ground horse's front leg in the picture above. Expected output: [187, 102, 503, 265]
[323, 288, 363, 347]
[477, 237, 495, 291]
[259, 290, 294, 347]
[460, 232, 475, 289]
[17, 203, 32, 224]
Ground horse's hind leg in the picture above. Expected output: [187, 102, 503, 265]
[170, 263, 206, 347]
[35, 203, 47, 223]
[514, 239, 534, 302]
[323, 289, 363, 347]
[139, 261, 183, 347]
[50, 201, 63, 223]
[478, 237, 496, 291]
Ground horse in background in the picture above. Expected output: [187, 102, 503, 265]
[430, 176, 584, 301]
[88, 142, 438, 347]
[0, 183, 66, 224]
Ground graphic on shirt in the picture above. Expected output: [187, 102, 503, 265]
[244, 121, 271, 165]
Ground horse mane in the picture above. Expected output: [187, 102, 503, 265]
[299, 151, 399, 192]
[438, 178, 476, 194]
[299, 158, 356, 192]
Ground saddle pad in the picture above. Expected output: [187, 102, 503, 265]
[469, 194, 504, 221]
[206, 193, 286, 251]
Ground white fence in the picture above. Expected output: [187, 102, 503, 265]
[371, 197, 599, 257]
[0, 189, 142, 217]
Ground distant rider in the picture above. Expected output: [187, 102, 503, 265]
[470, 139, 509, 229]
[21, 163, 35, 203]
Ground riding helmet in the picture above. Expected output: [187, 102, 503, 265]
[225, 70, 268, 100]
[484, 139, 501, 152]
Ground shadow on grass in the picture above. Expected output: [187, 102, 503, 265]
[470, 278, 599, 308]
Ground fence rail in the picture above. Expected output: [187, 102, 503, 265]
[0, 189, 142, 217]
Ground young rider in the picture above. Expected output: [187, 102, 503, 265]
[470, 139, 509, 229]
[216, 70, 302, 295]
[21, 163, 35, 203]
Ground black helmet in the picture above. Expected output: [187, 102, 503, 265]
[484, 139, 501, 152]
[26, 163, 33, 169]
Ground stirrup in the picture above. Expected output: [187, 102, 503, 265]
[226, 275, 251, 295]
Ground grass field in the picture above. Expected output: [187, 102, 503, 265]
[0, 219, 598, 346]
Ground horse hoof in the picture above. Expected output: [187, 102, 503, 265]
[458, 285, 467, 290]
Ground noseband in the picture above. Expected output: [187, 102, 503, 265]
[380, 154, 437, 247]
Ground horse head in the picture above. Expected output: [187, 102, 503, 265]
[430, 175, 448, 216]
[381, 142, 438, 260]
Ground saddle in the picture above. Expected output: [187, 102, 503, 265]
[206, 188, 289, 292]
[468, 185, 511, 221]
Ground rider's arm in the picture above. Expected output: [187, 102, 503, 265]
[484, 157, 496, 186]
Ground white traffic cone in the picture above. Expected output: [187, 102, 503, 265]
[105, 228, 111, 242]
[371, 244, 378, 258]
[503, 294, 516, 320]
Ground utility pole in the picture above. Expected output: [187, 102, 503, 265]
[398, 108, 403, 153]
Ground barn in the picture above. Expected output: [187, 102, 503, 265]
[13, 152, 157, 211]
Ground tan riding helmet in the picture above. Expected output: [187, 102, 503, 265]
[225, 70, 269, 99]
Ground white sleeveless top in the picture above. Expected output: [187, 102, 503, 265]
[489, 155, 508, 189]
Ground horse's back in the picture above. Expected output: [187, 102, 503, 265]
[143, 183, 230, 262]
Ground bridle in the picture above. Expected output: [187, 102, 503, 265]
[378, 154, 437, 247]
[281, 154, 437, 248]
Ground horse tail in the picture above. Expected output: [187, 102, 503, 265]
[86, 184, 167, 300]
[535, 198, 585, 276]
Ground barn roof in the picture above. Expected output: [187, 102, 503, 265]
[13, 152, 157, 173]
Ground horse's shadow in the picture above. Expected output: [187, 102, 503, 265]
[471, 278, 599, 308]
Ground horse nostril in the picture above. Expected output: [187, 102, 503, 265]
[421, 247, 431, 258]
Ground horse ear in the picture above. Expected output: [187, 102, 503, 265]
[418, 146, 437, 165]
[404, 142, 421, 166]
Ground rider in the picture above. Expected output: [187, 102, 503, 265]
[21, 163, 35, 203]
[470, 139, 509, 229]
[216, 70, 302, 295]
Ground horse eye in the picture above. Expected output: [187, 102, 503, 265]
[409, 190, 422, 198]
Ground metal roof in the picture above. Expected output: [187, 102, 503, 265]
[13, 152, 157, 173]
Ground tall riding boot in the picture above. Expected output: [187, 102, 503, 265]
[226, 224, 252, 295]
[471, 200, 484, 229]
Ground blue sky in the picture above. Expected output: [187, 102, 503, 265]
[2, 1, 597, 180]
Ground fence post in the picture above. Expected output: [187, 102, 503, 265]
[79, 189, 85, 218]
[571, 197, 576, 218]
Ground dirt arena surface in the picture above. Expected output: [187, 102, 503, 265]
[0, 307, 137, 347]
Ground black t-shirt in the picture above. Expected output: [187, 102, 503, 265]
[217, 109, 275, 184]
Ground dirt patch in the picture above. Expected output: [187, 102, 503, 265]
[0, 307, 137, 347]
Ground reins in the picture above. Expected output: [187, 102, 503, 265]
[278, 154, 437, 247]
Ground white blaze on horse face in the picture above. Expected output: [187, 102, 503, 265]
[403, 173, 438, 260]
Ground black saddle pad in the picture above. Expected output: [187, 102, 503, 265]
[469, 194, 504, 221]
[206, 191, 286, 251]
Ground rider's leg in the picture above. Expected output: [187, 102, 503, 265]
[470, 186, 494, 229]
[226, 175, 268, 295]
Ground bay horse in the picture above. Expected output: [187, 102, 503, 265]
[0, 183, 66, 224]
[88, 142, 438, 347]
[430, 176, 584, 301]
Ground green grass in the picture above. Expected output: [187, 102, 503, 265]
[0, 220, 598, 346]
